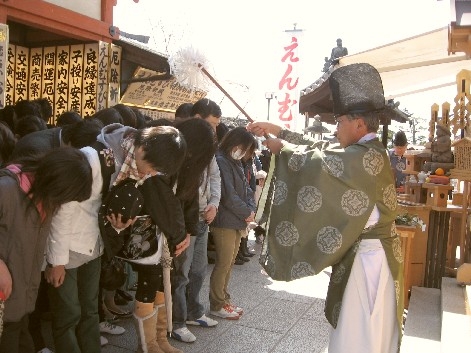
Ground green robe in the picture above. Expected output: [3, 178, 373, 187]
[258, 134, 404, 337]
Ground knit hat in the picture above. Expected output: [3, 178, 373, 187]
[106, 179, 144, 223]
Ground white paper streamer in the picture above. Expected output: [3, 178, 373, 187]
[169, 46, 213, 91]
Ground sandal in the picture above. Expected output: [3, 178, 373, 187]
[105, 305, 132, 318]
[116, 289, 134, 302]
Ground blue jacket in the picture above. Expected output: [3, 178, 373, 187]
[211, 151, 256, 230]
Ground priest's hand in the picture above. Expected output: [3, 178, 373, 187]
[247, 122, 283, 137]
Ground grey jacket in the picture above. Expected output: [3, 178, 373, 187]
[211, 151, 256, 230]
[0, 170, 51, 322]
[96, 123, 134, 186]
[198, 156, 221, 221]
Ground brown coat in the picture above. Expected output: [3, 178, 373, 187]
[0, 171, 51, 322]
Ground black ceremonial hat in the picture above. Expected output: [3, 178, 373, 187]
[329, 63, 386, 117]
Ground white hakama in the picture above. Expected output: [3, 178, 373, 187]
[328, 239, 399, 353]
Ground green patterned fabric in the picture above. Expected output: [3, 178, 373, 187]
[258, 136, 404, 336]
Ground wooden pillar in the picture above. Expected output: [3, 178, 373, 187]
[458, 181, 470, 264]
[381, 123, 389, 148]
[424, 209, 451, 289]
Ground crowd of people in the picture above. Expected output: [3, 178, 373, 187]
[0, 62, 405, 353]
[0, 97, 268, 353]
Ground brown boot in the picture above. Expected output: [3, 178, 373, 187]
[154, 292, 183, 353]
[133, 301, 164, 353]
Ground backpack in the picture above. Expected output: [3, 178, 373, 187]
[89, 141, 127, 290]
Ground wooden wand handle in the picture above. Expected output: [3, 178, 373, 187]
[198, 64, 254, 123]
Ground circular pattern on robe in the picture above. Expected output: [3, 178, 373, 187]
[321, 154, 344, 177]
[288, 152, 307, 172]
[341, 190, 369, 216]
[390, 223, 397, 237]
[291, 262, 316, 279]
[396, 160, 406, 171]
[332, 302, 342, 327]
[317, 226, 342, 254]
[331, 263, 346, 284]
[394, 280, 401, 305]
[392, 237, 403, 263]
[383, 184, 397, 211]
[275, 221, 299, 247]
[273, 180, 288, 206]
[363, 148, 384, 176]
[297, 186, 322, 213]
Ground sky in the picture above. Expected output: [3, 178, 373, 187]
[113, 0, 454, 133]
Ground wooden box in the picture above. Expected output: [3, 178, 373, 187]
[422, 183, 453, 207]
[405, 182, 427, 204]
[452, 192, 463, 206]
[404, 152, 431, 173]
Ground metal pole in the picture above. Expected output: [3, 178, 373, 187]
[267, 97, 271, 121]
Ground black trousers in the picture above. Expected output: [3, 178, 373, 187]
[132, 263, 164, 303]
[28, 273, 50, 351]
[0, 314, 35, 353]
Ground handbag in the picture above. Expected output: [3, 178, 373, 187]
[120, 216, 159, 260]
[100, 257, 127, 291]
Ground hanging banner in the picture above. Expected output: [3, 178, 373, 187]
[1, 40, 124, 114]
[0, 25, 8, 108]
[5, 45, 15, 106]
[276, 26, 302, 131]
[97, 41, 110, 111]
[82, 43, 99, 117]
[55, 45, 70, 120]
[120, 67, 206, 112]
[42, 46, 56, 111]
[14, 45, 29, 103]
[108, 44, 121, 107]
[69, 44, 84, 115]
[29, 47, 43, 101]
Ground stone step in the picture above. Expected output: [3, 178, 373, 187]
[400, 286, 441, 353]
[440, 277, 471, 352]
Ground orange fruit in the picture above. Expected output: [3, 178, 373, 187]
[435, 168, 445, 176]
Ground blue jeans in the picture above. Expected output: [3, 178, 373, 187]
[172, 221, 208, 329]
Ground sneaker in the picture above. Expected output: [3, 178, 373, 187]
[172, 327, 196, 343]
[37, 348, 54, 353]
[100, 336, 108, 346]
[186, 314, 218, 327]
[229, 304, 244, 315]
[99, 321, 125, 335]
[210, 304, 240, 320]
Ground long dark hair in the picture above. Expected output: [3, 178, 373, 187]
[0, 122, 16, 165]
[17, 148, 93, 220]
[175, 118, 216, 201]
[219, 127, 257, 158]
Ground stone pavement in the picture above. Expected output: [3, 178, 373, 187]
[43, 233, 332, 353]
